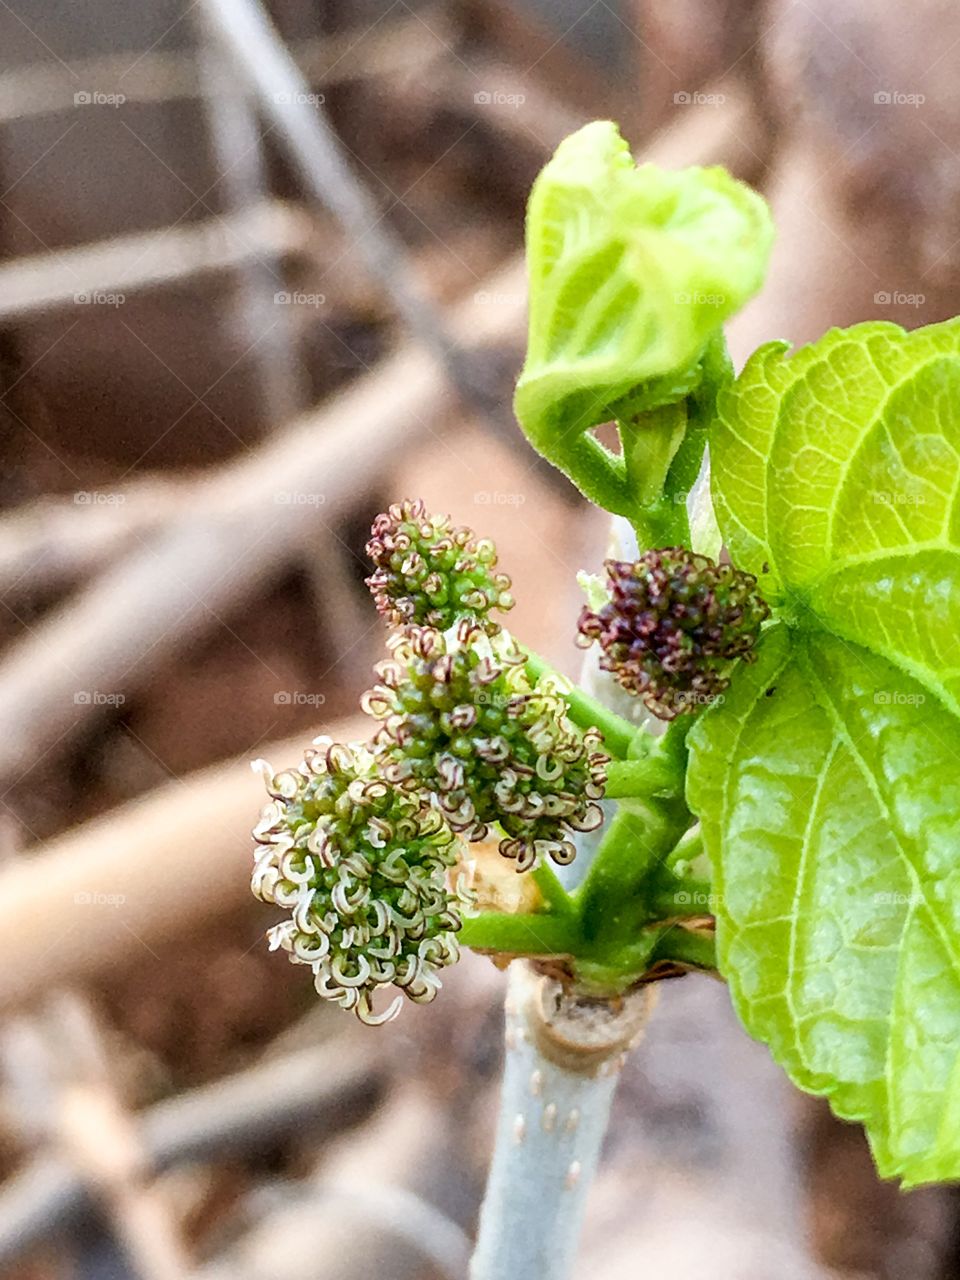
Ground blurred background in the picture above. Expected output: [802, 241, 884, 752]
[0, 1, 958, 1276]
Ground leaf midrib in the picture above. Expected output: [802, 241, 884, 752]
[785, 737, 839, 1081]
[784, 577, 960, 724]
[801, 642, 960, 985]
[805, 540, 960, 580]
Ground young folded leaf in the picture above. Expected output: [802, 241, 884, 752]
[689, 317, 960, 1186]
[514, 120, 773, 515]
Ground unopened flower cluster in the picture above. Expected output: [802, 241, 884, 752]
[366, 498, 514, 632]
[578, 548, 769, 718]
[253, 502, 607, 1022]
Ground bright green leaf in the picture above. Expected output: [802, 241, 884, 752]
[691, 316, 960, 1185]
[712, 318, 960, 601]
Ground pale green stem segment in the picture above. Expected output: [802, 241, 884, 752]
[531, 861, 576, 915]
[650, 924, 716, 971]
[668, 824, 705, 866]
[470, 964, 650, 1280]
[605, 755, 676, 797]
[619, 400, 691, 547]
[523, 651, 638, 759]
[458, 912, 579, 957]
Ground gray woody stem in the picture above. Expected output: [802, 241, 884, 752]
[470, 963, 651, 1280]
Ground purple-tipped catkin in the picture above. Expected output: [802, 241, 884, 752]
[366, 499, 514, 633]
[578, 549, 769, 720]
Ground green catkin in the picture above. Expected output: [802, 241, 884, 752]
[366, 498, 514, 633]
[251, 739, 467, 1025]
[362, 621, 607, 872]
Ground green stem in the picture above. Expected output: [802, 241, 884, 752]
[645, 865, 715, 920]
[668, 824, 705, 867]
[524, 652, 636, 758]
[531, 861, 575, 915]
[658, 713, 694, 767]
[515, 389, 636, 516]
[620, 401, 687, 506]
[631, 501, 689, 550]
[617, 402, 692, 547]
[576, 797, 693, 941]
[551, 431, 633, 514]
[654, 331, 732, 547]
[605, 756, 678, 798]
[661, 429, 701, 541]
[651, 924, 717, 971]
[459, 911, 580, 957]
